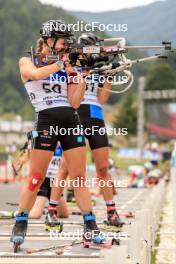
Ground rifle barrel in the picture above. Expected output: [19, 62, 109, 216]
[126, 45, 166, 49]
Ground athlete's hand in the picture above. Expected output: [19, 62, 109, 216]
[65, 65, 78, 76]
[61, 53, 69, 65]
[81, 70, 89, 77]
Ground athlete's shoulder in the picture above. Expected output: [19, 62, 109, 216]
[19, 57, 32, 66]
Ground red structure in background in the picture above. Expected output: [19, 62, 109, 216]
[148, 112, 176, 139]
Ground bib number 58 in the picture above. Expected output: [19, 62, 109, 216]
[42, 83, 61, 94]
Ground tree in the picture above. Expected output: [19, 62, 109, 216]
[146, 63, 176, 90]
[113, 91, 137, 135]
[0, 0, 149, 119]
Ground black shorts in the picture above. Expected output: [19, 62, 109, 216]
[37, 177, 64, 199]
[37, 177, 51, 199]
[32, 107, 85, 151]
[77, 104, 109, 150]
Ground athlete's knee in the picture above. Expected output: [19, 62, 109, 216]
[29, 211, 43, 219]
[58, 211, 69, 218]
[97, 165, 108, 179]
[28, 171, 44, 192]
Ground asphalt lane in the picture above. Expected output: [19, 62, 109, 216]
[0, 182, 150, 263]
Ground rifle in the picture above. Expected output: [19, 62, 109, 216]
[26, 38, 173, 93]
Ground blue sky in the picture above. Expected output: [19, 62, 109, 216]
[39, 0, 165, 12]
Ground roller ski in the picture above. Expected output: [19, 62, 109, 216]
[26, 239, 82, 254]
[45, 206, 63, 232]
[83, 213, 119, 249]
[121, 211, 135, 218]
[103, 205, 125, 232]
[10, 212, 28, 253]
[83, 238, 120, 249]
[0, 210, 14, 219]
[83, 213, 106, 249]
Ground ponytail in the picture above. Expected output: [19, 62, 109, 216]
[36, 38, 44, 53]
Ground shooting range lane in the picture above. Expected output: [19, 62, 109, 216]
[0, 181, 153, 263]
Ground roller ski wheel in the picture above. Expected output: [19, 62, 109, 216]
[111, 238, 120, 245]
[83, 240, 110, 249]
[14, 243, 20, 253]
[83, 238, 120, 249]
[13, 240, 22, 253]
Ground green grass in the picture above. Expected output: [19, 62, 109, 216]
[111, 149, 145, 170]
[151, 214, 163, 264]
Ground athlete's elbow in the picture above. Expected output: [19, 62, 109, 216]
[68, 97, 81, 109]
[70, 101, 81, 109]
[98, 98, 106, 105]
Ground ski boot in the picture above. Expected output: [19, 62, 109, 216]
[67, 190, 96, 206]
[45, 206, 63, 232]
[10, 212, 28, 252]
[83, 213, 107, 248]
[104, 206, 124, 231]
[67, 189, 74, 203]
